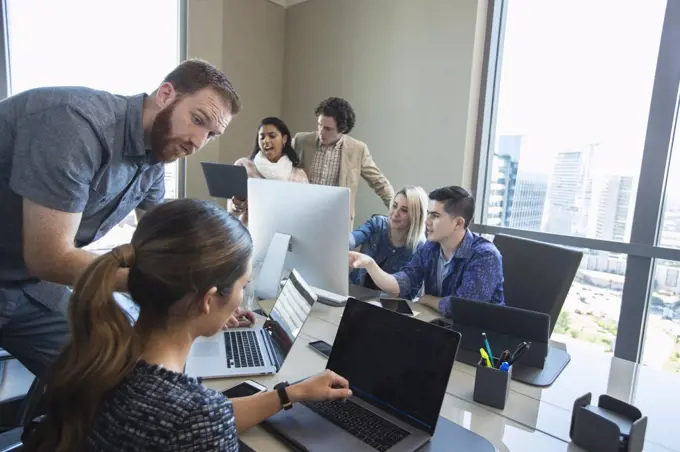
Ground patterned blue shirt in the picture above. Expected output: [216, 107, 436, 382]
[349, 215, 422, 287]
[393, 230, 505, 317]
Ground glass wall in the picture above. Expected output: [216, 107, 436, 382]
[475, 0, 680, 372]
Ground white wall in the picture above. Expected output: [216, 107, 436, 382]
[185, 0, 286, 200]
[283, 0, 488, 225]
[186, 0, 488, 226]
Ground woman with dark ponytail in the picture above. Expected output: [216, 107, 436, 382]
[23, 198, 351, 452]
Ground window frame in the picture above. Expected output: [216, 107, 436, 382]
[472, 0, 680, 363]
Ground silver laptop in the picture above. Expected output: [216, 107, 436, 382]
[263, 298, 461, 451]
[185, 269, 317, 379]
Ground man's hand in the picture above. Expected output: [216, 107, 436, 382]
[418, 295, 442, 312]
[224, 307, 256, 329]
[349, 251, 375, 269]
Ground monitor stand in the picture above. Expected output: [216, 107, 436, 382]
[252, 231, 352, 307]
[254, 232, 291, 300]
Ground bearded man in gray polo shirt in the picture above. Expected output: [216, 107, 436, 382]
[0, 59, 243, 378]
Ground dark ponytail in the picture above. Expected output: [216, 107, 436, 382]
[24, 244, 141, 452]
[24, 199, 253, 452]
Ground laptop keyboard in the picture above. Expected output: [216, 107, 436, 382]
[224, 330, 264, 368]
[301, 399, 410, 451]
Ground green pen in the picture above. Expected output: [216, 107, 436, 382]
[482, 332, 494, 367]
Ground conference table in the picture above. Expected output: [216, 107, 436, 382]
[200, 295, 680, 452]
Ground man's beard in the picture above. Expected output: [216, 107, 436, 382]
[151, 100, 182, 163]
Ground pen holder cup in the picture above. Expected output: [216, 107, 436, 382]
[473, 360, 511, 410]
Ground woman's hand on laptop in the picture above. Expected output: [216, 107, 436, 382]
[288, 370, 352, 403]
[349, 251, 374, 269]
[223, 307, 256, 329]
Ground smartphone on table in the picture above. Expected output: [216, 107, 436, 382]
[308, 339, 333, 358]
[380, 297, 414, 316]
[222, 380, 267, 398]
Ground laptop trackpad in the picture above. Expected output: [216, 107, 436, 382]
[265, 403, 374, 451]
[190, 341, 220, 358]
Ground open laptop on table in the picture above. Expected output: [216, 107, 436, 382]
[264, 298, 461, 451]
[185, 269, 317, 379]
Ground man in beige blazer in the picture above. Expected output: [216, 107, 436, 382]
[292, 97, 394, 224]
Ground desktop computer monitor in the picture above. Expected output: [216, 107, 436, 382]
[247, 178, 350, 304]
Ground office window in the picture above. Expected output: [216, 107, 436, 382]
[641, 105, 680, 372]
[475, 0, 680, 372]
[658, 112, 680, 251]
[5, 0, 183, 251]
[643, 260, 680, 373]
[553, 251, 625, 355]
[483, 0, 664, 240]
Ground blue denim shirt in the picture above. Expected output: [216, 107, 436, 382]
[393, 230, 505, 317]
[349, 215, 421, 287]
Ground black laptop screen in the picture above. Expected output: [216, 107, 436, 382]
[327, 299, 460, 435]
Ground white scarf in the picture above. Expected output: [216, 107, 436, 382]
[253, 151, 293, 180]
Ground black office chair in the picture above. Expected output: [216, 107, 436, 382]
[493, 234, 583, 335]
[0, 427, 21, 452]
[0, 351, 35, 431]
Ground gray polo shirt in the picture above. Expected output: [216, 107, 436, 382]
[0, 86, 165, 312]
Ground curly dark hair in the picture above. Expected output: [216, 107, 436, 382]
[314, 97, 356, 134]
[250, 117, 301, 167]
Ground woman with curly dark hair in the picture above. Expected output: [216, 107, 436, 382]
[229, 117, 308, 225]
[291, 97, 394, 226]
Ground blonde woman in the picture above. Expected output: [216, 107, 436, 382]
[349, 186, 428, 290]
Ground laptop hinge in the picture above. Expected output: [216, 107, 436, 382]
[261, 329, 278, 369]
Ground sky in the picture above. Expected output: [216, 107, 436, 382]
[6, 0, 180, 96]
[6, 0, 182, 194]
[494, 0, 668, 178]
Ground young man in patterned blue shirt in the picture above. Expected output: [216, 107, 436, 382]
[349, 186, 505, 318]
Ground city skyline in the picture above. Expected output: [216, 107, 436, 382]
[488, 133, 680, 294]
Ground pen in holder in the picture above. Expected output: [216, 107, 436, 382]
[473, 358, 512, 410]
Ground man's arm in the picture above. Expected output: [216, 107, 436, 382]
[418, 295, 442, 312]
[360, 146, 395, 207]
[350, 243, 428, 298]
[291, 132, 305, 162]
[438, 249, 504, 317]
[349, 252, 400, 295]
[23, 199, 129, 291]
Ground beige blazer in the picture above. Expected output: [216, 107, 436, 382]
[292, 132, 394, 223]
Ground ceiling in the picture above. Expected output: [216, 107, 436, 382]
[268, 0, 311, 8]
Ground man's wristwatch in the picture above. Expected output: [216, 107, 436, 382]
[274, 381, 293, 410]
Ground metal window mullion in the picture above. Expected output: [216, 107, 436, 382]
[470, 224, 680, 261]
[615, 0, 680, 363]
[177, 0, 188, 199]
[472, 0, 507, 225]
[0, 0, 10, 99]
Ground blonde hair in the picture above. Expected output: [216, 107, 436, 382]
[392, 186, 428, 252]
